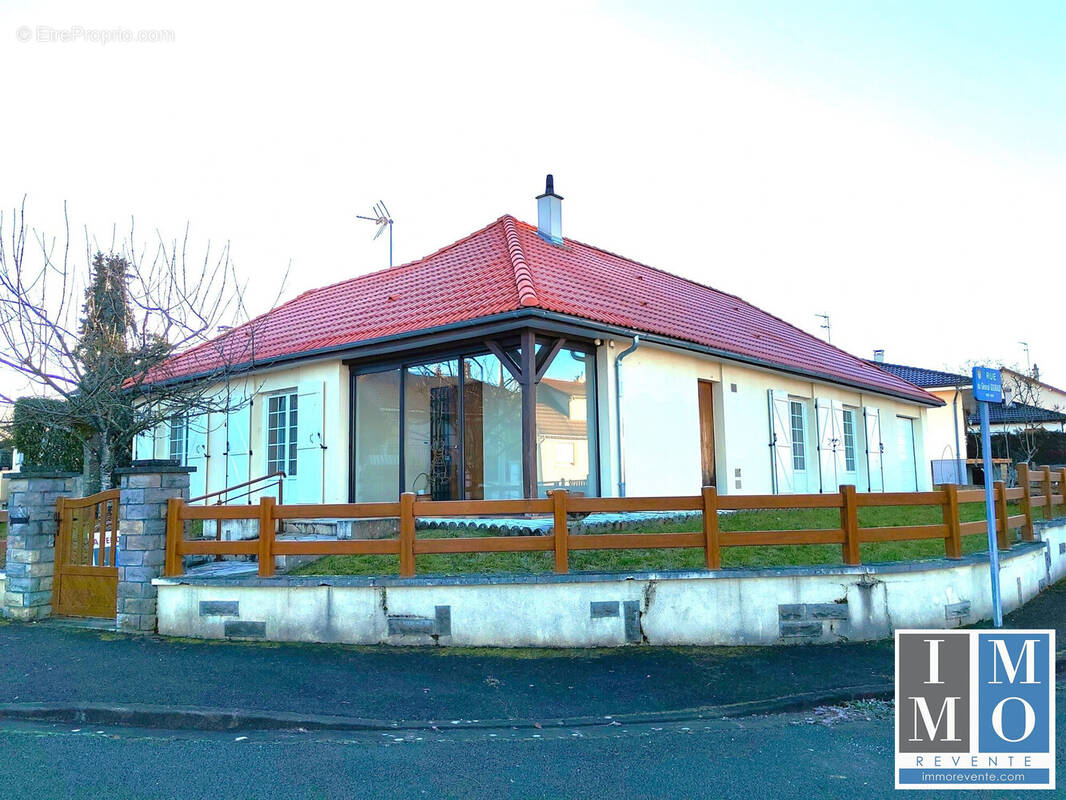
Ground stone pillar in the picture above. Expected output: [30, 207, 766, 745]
[3, 472, 81, 621]
[116, 465, 192, 633]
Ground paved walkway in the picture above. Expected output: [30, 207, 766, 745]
[0, 578, 1060, 730]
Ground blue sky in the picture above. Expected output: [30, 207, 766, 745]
[621, 0, 1066, 159]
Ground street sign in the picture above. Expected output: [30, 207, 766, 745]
[971, 365, 1004, 627]
[972, 366, 1003, 403]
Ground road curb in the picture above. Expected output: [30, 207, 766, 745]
[0, 683, 897, 733]
[1, 654, 1061, 734]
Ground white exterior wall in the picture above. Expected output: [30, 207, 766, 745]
[924, 388, 967, 482]
[604, 340, 933, 497]
[156, 526, 1066, 647]
[145, 342, 933, 504]
[613, 343, 721, 497]
[924, 388, 966, 462]
[141, 358, 349, 503]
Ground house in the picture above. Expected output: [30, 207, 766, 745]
[967, 402, 1066, 435]
[136, 176, 942, 503]
[986, 367, 1066, 434]
[865, 357, 969, 485]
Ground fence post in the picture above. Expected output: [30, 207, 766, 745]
[1043, 466, 1054, 521]
[701, 486, 721, 570]
[1018, 463, 1034, 541]
[1060, 469, 1066, 519]
[993, 481, 1010, 550]
[940, 484, 962, 559]
[840, 484, 860, 565]
[257, 496, 276, 578]
[399, 492, 416, 577]
[552, 489, 569, 574]
[164, 498, 182, 577]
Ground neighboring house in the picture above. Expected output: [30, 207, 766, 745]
[990, 367, 1066, 433]
[965, 403, 1066, 435]
[136, 176, 941, 502]
[865, 358, 969, 485]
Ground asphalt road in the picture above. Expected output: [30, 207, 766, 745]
[0, 684, 1061, 800]
[0, 622, 897, 724]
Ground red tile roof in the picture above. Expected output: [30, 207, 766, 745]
[146, 215, 940, 405]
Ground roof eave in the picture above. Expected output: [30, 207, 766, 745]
[141, 308, 944, 407]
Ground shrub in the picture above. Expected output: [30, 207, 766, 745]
[11, 397, 83, 472]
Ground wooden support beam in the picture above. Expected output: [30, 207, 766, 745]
[1061, 468, 1066, 518]
[399, 492, 416, 577]
[702, 486, 721, 569]
[840, 484, 861, 565]
[484, 339, 523, 382]
[994, 481, 1010, 550]
[257, 496, 276, 578]
[1044, 466, 1054, 520]
[534, 337, 567, 383]
[941, 484, 962, 559]
[164, 498, 182, 577]
[1018, 463, 1034, 540]
[552, 489, 569, 574]
[521, 328, 538, 499]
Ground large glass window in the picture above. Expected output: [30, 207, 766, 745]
[404, 360, 460, 499]
[354, 369, 400, 502]
[463, 353, 523, 499]
[536, 347, 597, 497]
[267, 393, 298, 476]
[352, 339, 598, 501]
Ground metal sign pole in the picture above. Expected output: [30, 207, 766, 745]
[979, 399, 1003, 628]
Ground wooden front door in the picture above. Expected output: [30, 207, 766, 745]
[698, 380, 717, 488]
[53, 489, 120, 619]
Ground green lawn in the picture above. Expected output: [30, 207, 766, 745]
[289, 500, 1021, 578]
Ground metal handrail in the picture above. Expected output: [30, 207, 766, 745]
[190, 471, 286, 505]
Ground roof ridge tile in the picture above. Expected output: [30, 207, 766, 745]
[501, 215, 538, 307]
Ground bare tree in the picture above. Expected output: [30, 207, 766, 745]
[0, 197, 285, 491]
[1001, 366, 1047, 467]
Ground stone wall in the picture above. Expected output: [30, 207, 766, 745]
[115, 466, 191, 633]
[3, 472, 81, 621]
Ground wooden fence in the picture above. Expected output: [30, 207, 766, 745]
[163, 466, 1066, 579]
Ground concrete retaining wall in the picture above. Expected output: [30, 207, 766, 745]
[156, 521, 1066, 647]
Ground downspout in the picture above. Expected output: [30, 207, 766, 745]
[615, 335, 640, 497]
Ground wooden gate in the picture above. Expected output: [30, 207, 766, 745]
[53, 489, 120, 619]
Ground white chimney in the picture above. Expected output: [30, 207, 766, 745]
[873, 349, 885, 363]
[536, 174, 563, 244]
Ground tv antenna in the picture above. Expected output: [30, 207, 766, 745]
[356, 201, 394, 267]
[815, 313, 832, 343]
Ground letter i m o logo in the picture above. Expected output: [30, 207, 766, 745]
[896, 629, 1055, 790]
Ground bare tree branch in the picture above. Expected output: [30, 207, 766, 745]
[0, 199, 286, 490]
